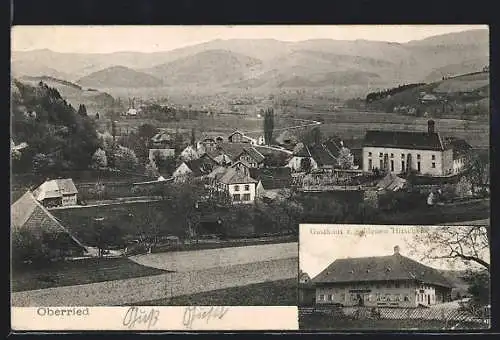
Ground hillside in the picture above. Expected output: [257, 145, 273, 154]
[78, 66, 164, 88]
[11, 29, 489, 97]
[364, 71, 489, 118]
[144, 49, 263, 86]
[20, 76, 116, 114]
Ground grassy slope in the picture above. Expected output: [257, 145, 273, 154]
[130, 278, 297, 306]
[11, 257, 168, 292]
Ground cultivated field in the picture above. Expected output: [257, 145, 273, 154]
[11, 257, 298, 306]
[134, 278, 298, 306]
[129, 242, 298, 272]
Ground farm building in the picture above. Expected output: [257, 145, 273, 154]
[32, 178, 78, 208]
[11, 191, 87, 259]
[173, 154, 217, 182]
[236, 147, 266, 168]
[249, 167, 292, 191]
[312, 246, 453, 308]
[206, 161, 259, 204]
[227, 130, 257, 145]
[286, 144, 319, 172]
[362, 120, 460, 177]
[150, 131, 173, 148]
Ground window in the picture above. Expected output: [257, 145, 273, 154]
[395, 282, 400, 288]
[243, 193, 251, 201]
[341, 293, 345, 301]
[404, 296, 409, 302]
[417, 161, 421, 172]
[432, 162, 436, 168]
[432, 154, 436, 160]
[244, 185, 250, 191]
[386, 294, 391, 302]
[390, 160, 394, 171]
[401, 153, 405, 158]
[417, 154, 421, 160]
[234, 185, 240, 191]
[401, 161, 405, 172]
[376, 293, 381, 301]
[368, 152, 372, 157]
[379, 152, 383, 158]
[368, 159, 373, 170]
[233, 194, 241, 201]
[319, 294, 325, 301]
[390, 153, 394, 158]
[328, 294, 333, 301]
[380, 160, 383, 169]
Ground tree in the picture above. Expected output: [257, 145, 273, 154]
[154, 153, 177, 176]
[263, 107, 275, 145]
[113, 146, 139, 171]
[300, 157, 312, 172]
[467, 156, 489, 195]
[145, 159, 160, 178]
[91, 148, 108, 169]
[190, 128, 196, 146]
[77, 104, 87, 116]
[32, 153, 55, 176]
[337, 147, 354, 170]
[137, 123, 159, 141]
[407, 226, 490, 272]
[12, 229, 51, 266]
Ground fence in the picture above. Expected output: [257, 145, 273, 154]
[299, 306, 490, 330]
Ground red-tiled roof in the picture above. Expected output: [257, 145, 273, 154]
[313, 253, 453, 288]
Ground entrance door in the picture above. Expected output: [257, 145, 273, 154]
[427, 295, 431, 305]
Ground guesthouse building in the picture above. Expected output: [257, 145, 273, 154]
[312, 246, 453, 308]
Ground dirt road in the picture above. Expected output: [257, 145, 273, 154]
[11, 257, 298, 307]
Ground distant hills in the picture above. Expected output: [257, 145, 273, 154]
[11, 29, 489, 98]
[78, 65, 163, 88]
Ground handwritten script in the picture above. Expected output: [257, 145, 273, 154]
[122, 307, 160, 330]
[182, 306, 230, 329]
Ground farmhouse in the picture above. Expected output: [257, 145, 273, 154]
[312, 246, 453, 308]
[173, 154, 217, 182]
[227, 130, 257, 145]
[249, 167, 292, 191]
[287, 144, 318, 172]
[207, 161, 259, 204]
[362, 120, 455, 177]
[150, 131, 172, 148]
[11, 191, 87, 259]
[33, 178, 78, 207]
[236, 147, 265, 168]
[197, 137, 218, 153]
[180, 145, 199, 162]
[444, 137, 473, 174]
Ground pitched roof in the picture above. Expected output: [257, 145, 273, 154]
[363, 131, 445, 151]
[309, 144, 338, 167]
[249, 167, 292, 190]
[238, 147, 265, 164]
[377, 173, 407, 191]
[33, 179, 78, 201]
[312, 253, 453, 288]
[219, 167, 258, 185]
[11, 191, 86, 249]
[217, 142, 248, 161]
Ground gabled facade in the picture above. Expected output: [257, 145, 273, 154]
[207, 161, 258, 204]
[312, 246, 453, 308]
[32, 178, 78, 207]
[236, 147, 265, 168]
[228, 130, 257, 145]
[287, 144, 318, 172]
[172, 154, 217, 182]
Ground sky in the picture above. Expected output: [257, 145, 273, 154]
[11, 25, 487, 54]
[299, 224, 490, 279]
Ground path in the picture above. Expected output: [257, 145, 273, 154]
[11, 257, 297, 307]
[129, 242, 298, 272]
[47, 197, 162, 211]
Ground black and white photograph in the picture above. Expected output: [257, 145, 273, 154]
[298, 224, 491, 330]
[10, 24, 489, 323]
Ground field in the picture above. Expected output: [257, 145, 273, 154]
[11, 257, 298, 306]
[11, 257, 168, 292]
[132, 278, 297, 306]
[434, 72, 489, 94]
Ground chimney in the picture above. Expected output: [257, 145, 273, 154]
[427, 120, 435, 134]
[394, 245, 400, 255]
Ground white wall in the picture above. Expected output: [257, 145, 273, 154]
[62, 194, 77, 206]
[228, 182, 256, 203]
[287, 156, 318, 172]
[362, 147, 453, 176]
[173, 163, 192, 178]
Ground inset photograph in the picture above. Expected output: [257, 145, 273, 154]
[298, 224, 490, 330]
